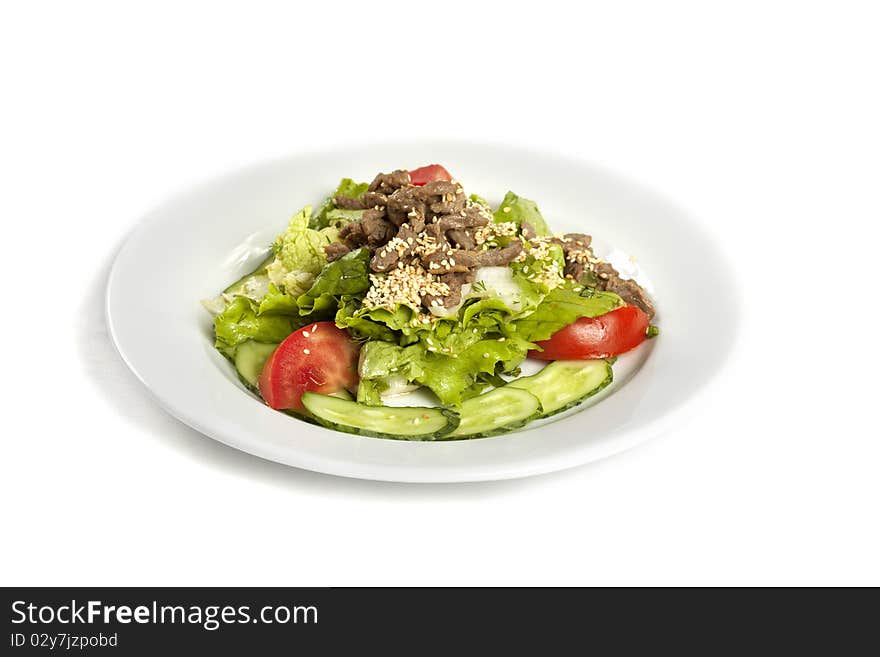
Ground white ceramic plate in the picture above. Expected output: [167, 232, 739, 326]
[106, 142, 738, 483]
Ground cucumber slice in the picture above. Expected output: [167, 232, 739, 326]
[507, 359, 612, 417]
[301, 392, 459, 440]
[451, 387, 541, 438]
[233, 341, 278, 387]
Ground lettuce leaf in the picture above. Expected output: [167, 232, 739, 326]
[296, 248, 371, 315]
[355, 332, 531, 407]
[418, 337, 531, 405]
[513, 284, 623, 342]
[494, 191, 552, 236]
[257, 284, 300, 315]
[355, 379, 382, 405]
[337, 302, 446, 344]
[356, 342, 428, 405]
[359, 341, 427, 381]
[214, 297, 303, 357]
[322, 208, 364, 229]
[266, 206, 339, 297]
[311, 178, 369, 229]
[335, 298, 400, 342]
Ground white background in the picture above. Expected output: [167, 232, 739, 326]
[2, 1, 878, 586]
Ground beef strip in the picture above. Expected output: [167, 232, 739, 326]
[333, 195, 367, 210]
[385, 187, 427, 227]
[447, 228, 475, 250]
[362, 191, 389, 208]
[420, 180, 467, 217]
[370, 224, 420, 273]
[421, 250, 475, 274]
[432, 207, 488, 251]
[421, 222, 449, 247]
[370, 245, 400, 273]
[422, 240, 522, 274]
[468, 241, 523, 267]
[361, 209, 396, 247]
[422, 270, 478, 309]
[520, 222, 538, 241]
[339, 221, 366, 247]
[333, 191, 389, 210]
[546, 232, 592, 258]
[368, 169, 410, 193]
[594, 262, 656, 320]
[406, 212, 426, 233]
[435, 210, 489, 233]
[440, 270, 477, 307]
[324, 242, 351, 262]
[564, 260, 587, 281]
[561, 232, 592, 251]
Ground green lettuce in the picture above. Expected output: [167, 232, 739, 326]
[359, 342, 427, 381]
[513, 284, 623, 342]
[296, 248, 371, 315]
[257, 284, 300, 316]
[416, 337, 531, 405]
[337, 303, 441, 343]
[266, 206, 340, 297]
[355, 379, 383, 405]
[355, 330, 532, 407]
[335, 299, 401, 342]
[356, 342, 428, 405]
[311, 178, 369, 229]
[494, 191, 552, 236]
[322, 208, 364, 229]
[214, 297, 303, 357]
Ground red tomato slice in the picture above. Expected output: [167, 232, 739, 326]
[409, 164, 453, 186]
[258, 321, 360, 412]
[529, 306, 650, 360]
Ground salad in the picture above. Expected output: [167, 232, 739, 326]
[203, 164, 658, 439]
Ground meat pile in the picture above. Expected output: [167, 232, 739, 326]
[325, 170, 522, 310]
[323, 169, 655, 319]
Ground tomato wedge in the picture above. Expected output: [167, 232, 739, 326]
[258, 321, 360, 412]
[409, 164, 453, 186]
[529, 306, 650, 360]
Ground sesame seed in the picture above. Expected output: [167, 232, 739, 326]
[502, 206, 511, 213]
[303, 349, 310, 355]
[303, 331, 310, 337]
[482, 353, 490, 358]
